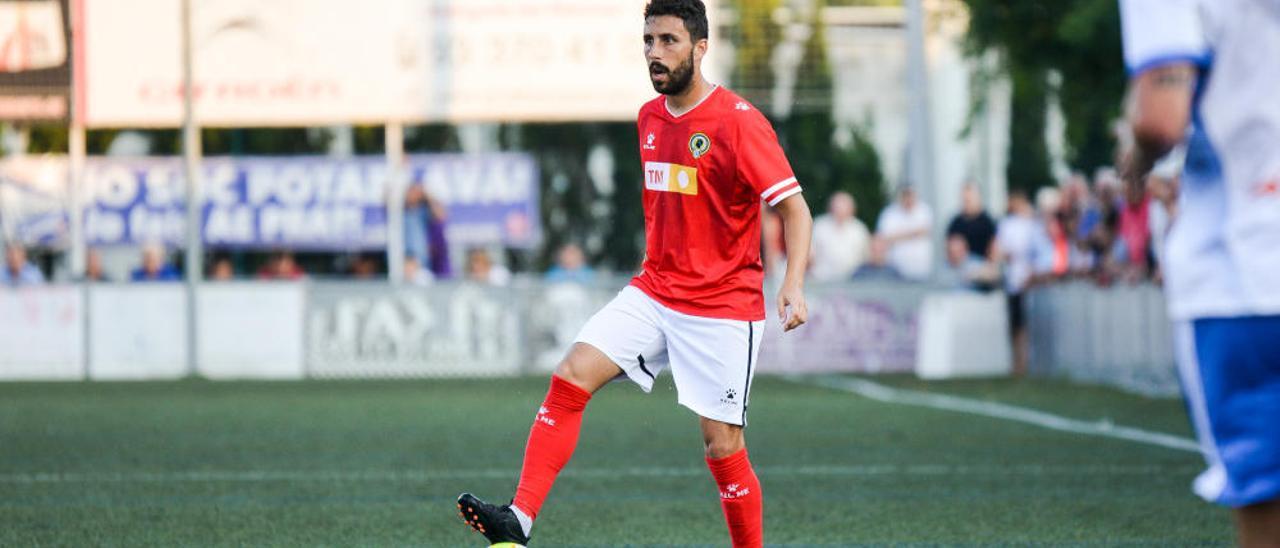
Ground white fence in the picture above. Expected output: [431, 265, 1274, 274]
[1026, 282, 1178, 397]
[0, 280, 937, 381]
[0, 280, 1175, 390]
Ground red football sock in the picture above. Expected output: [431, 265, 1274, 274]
[706, 448, 764, 548]
[512, 375, 592, 520]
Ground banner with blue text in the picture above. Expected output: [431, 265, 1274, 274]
[0, 153, 540, 250]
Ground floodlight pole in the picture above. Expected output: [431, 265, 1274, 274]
[905, 0, 939, 266]
[68, 0, 86, 279]
[386, 121, 405, 285]
[181, 0, 203, 376]
[68, 130, 85, 277]
[69, 0, 87, 379]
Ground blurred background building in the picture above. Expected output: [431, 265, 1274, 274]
[0, 0, 1165, 393]
[0, 0, 1026, 280]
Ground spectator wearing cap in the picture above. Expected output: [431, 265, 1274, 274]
[945, 183, 997, 261]
[809, 191, 870, 282]
[1, 243, 45, 286]
[876, 184, 934, 281]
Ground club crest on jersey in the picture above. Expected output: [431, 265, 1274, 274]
[688, 132, 711, 159]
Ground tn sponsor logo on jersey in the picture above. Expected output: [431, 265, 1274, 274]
[643, 132, 657, 151]
[688, 132, 711, 159]
[734, 101, 750, 111]
[644, 161, 698, 195]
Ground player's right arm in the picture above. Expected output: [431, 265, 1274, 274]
[1117, 0, 1207, 185]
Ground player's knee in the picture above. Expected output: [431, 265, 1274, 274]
[552, 359, 585, 387]
[552, 351, 596, 391]
[704, 437, 745, 459]
[702, 425, 745, 459]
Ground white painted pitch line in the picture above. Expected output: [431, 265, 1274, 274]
[0, 464, 1201, 485]
[790, 375, 1200, 454]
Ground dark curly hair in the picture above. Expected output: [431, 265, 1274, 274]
[644, 0, 708, 43]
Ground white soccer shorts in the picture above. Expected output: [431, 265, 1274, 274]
[574, 286, 765, 426]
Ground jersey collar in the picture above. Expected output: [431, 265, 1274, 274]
[664, 84, 720, 119]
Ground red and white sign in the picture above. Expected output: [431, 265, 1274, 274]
[80, 0, 719, 127]
[0, 0, 66, 73]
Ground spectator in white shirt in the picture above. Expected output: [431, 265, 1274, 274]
[995, 190, 1044, 376]
[808, 191, 870, 281]
[876, 185, 934, 281]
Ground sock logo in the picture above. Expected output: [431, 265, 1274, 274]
[720, 483, 751, 499]
[535, 406, 556, 427]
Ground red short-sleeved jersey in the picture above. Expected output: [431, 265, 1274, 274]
[630, 86, 802, 321]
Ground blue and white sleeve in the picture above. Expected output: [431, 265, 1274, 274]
[1119, 0, 1210, 75]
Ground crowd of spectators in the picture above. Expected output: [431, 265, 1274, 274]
[792, 168, 1178, 375]
[2, 164, 1175, 292]
[798, 166, 1175, 292]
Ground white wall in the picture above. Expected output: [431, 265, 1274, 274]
[0, 284, 310, 381]
[197, 283, 306, 379]
[87, 285, 188, 380]
[0, 286, 84, 380]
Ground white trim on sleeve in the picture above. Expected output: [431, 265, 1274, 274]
[760, 177, 797, 200]
[767, 186, 803, 207]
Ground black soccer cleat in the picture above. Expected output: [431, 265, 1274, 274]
[456, 492, 530, 547]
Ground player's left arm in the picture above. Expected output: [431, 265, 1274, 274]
[1120, 63, 1197, 188]
[773, 193, 812, 331]
[1116, 0, 1205, 189]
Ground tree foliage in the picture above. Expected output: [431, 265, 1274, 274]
[733, 0, 886, 225]
[962, 0, 1126, 191]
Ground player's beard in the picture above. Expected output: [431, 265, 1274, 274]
[649, 50, 695, 95]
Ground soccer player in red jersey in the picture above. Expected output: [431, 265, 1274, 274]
[457, 1, 812, 546]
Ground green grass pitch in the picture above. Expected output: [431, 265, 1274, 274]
[0, 375, 1232, 546]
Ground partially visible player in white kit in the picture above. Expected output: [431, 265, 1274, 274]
[455, 1, 813, 546]
[1119, 0, 1280, 545]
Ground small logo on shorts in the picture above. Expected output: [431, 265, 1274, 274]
[720, 388, 739, 405]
